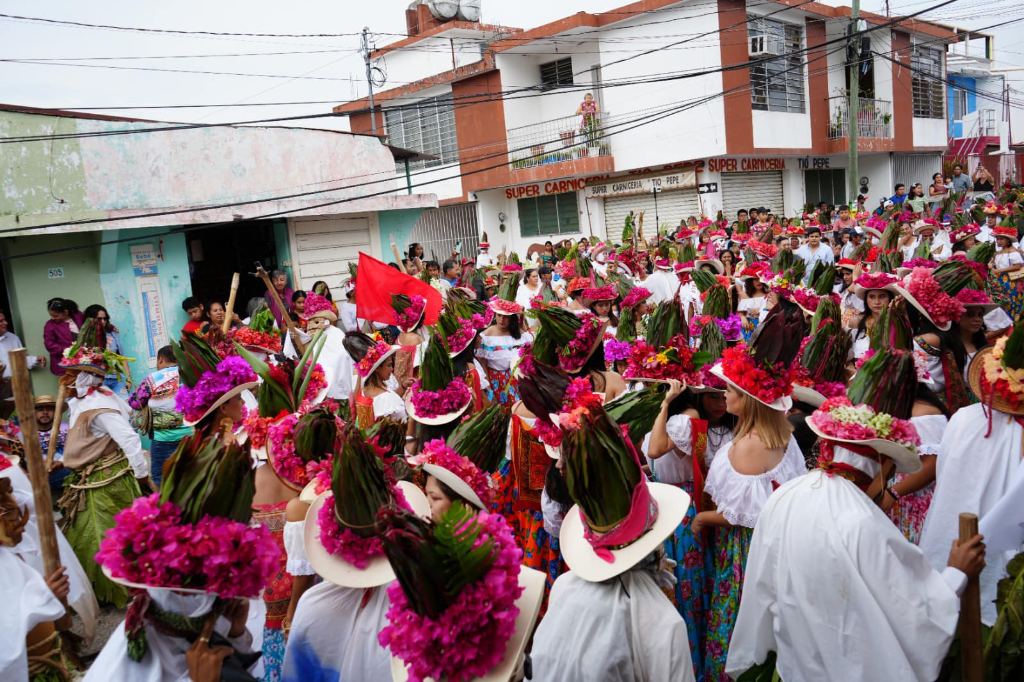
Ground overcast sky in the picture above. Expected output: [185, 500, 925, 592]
[1, 0, 1017, 129]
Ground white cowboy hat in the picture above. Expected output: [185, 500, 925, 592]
[102, 566, 209, 596]
[299, 478, 321, 504]
[559, 482, 688, 583]
[404, 389, 472, 426]
[421, 462, 486, 510]
[709, 363, 792, 412]
[791, 384, 827, 408]
[182, 382, 259, 427]
[362, 345, 399, 379]
[806, 419, 921, 473]
[389, 566, 545, 682]
[304, 481, 430, 588]
[695, 258, 725, 275]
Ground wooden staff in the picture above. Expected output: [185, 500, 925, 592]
[253, 263, 304, 354]
[9, 350, 62, 579]
[958, 512, 983, 682]
[44, 384, 67, 469]
[222, 272, 240, 335]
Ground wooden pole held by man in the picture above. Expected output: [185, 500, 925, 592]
[958, 512, 983, 682]
[223, 272, 240, 335]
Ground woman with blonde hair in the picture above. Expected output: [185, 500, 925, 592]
[695, 304, 808, 680]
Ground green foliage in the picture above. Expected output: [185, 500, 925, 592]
[1003, 320, 1024, 370]
[419, 331, 455, 392]
[968, 241, 996, 266]
[331, 423, 393, 538]
[160, 432, 255, 524]
[171, 335, 221, 388]
[800, 317, 850, 384]
[562, 406, 640, 529]
[294, 407, 340, 464]
[605, 385, 667, 452]
[248, 307, 276, 334]
[847, 348, 916, 419]
[447, 403, 511, 473]
[691, 269, 717, 293]
[645, 300, 682, 348]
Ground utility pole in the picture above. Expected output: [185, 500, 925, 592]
[847, 0, 861, 204]
[362, 27, 378, 136]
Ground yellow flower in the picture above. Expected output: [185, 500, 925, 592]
[656, 351, 670, 365]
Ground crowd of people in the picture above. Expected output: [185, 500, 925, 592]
[3, 181, 1024, 682]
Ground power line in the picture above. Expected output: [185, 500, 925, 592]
[0, 48, 361, 61]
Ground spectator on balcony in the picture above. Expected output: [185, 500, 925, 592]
[973, 165, 996, 193]
[907, 184, 928, 215]
[928, 172, 948, 199]
[950, 164, 972, 193]
[576, 93, 599, 137]
[889, 183, 908, 206]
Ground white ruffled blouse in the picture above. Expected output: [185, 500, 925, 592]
[646, 414, 734, 485]
[284, 519, 315, 576]
[476, 332, 534, 372]
[704, 435, 806, 528]
[911, 413, 947, 459]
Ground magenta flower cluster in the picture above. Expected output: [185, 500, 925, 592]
[318, 485, 411, 569]
[604, 339, 632, 363]
[95, 494, 280, 598]
[175, 355, 256, 423]
[379, 510, 525, 682]
[409, 439, 493, 507]
[409, 378, 472, 419]
[621, 287, 652, 309]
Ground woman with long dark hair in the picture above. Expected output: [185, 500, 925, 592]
[43, 298, 85, 376]
[477, 300, 532, 405]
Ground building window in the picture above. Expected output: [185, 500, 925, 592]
[912, 45, 944, 119]
[519, 194, 579, 237]
[540, 58, 574, 89]
[383, 95, 459, 170]
[748, 16, 805, 113]
[953, 87, 968, 120]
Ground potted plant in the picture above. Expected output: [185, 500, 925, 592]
[559, 129, 576, 148]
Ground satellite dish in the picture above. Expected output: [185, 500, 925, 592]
[426, 0, 459, 20]
[457, 0, 482, 22]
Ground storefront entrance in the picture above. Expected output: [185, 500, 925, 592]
[186, 220, 285, 316]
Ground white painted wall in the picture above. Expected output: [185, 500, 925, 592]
[913, 117, 948, 148]
[497, 47, 603, 135]
[378, 36, 484, 85]
[752, 110, 812, 149]
[475, 187, 594, 257]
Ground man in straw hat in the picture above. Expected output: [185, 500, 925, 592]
[531, 392, 695, 681]
[919, 319, 1024, 625]
[726, 395, 985, 681]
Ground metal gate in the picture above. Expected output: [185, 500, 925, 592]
[409, 202, 480, 263]
[891, 154, 943, 191]
[603, 190, 701, 244]
[721, 171, 784, 222]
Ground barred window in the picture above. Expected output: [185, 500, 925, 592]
[748, 16, 805, 113]
[519, 194, 579, 237]
[384, 95, 459, 170]
[540, 58, 574, 89]
[912, 45, 944, 119]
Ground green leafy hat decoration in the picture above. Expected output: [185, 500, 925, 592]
[530, 304, 583, 367]
[171, 334, 221, 389]
[236, 328, 328, 418]
[808, 263, 837, 296]
[447, 403, 512, 474]
[329, 422, 399, 540]
[645, 297, 683, 349]
[847, 348, 917, 420]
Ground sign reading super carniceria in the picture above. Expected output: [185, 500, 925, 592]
[586, 170, 697, 198]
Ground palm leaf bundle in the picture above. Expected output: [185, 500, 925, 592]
[604, 385, 667, 451]
[447, 403, 511, 474]
[846, 348, 916, 419]
[160, 430, 255, 524]
[332, 423, 396, 540]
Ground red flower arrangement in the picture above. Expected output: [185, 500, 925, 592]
[583, 285, 617, 302]
[621, 287, 652, 309]
[623, 335, 709, 383]
[717, 343, 793, 405]
[356, 341, 395, 378]
[749, 240, 778, 260]
[501, 264, 524, 273]
[396, 295, 427, 331]
[854, 272, 897, 290]
[488, 297, 524, 316]
[559, 313, 605, 373]
[955, 288, 994, 307]
[231, 326, 282, 353]
[567, 277, 592, 294]
[408, 378, 472, 419]
[904, 267, 965, 326]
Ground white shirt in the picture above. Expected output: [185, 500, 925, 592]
[0, 545, 65, 681]
[0, 331, 40, 378]
[794, 244, 834, 282]
[645, 269, 680, 304]
[726, 469, 963, 682]
[68, 382, 148, 479]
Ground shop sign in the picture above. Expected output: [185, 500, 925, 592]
[706, 157, 787, 173]
[797, 157, 831, 170]
[131, 244, 159, 276]
[504, 178, 586, 200]
[698, 182, 718, 194]
[586, 170, 697, 198]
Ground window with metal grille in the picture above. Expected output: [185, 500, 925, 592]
[952, 87, 968, 121]
[518, 194, 579, 237]
[540, 58, 574, 89]
[748, 16, 805, 113]
[383, 94, 459, 170]
[911, 45, 944, 119]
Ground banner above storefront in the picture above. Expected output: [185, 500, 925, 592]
[585, 170, 698, 198]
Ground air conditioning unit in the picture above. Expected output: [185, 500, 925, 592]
[749, 33, 785, 57]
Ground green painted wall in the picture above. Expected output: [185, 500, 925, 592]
[377, 209, 424, 263]
[1, 232, 105, 396]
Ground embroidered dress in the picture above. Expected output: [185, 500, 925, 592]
[352, 386, 406, 430]
[987, 250, 1024, 318]
[394, 340, 422, 389]
[645, 413, 718, 680]
[252, 501, 292, 682]
[888, 414, 946, 544]
[509, 413, 563, 614]
[477, 332, 533, 405]
[702, 437, 806, 682]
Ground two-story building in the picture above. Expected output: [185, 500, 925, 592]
[338, 0, 960, 255]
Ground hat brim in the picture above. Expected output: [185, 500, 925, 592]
[806, 419, 921, 473]
[560, 482, 689, 582]
[389, 566, 545, 682]
[884, 284, 951, 331]
[967, 346, 1024, 417]
[852, 283, 896, 300]
[102, 565, 208, 596]
[405, 391, 471, 426]
[61, 364, 107, 376]
[304, 481, 430, 588]
[791, 384, 826, 408]
[308, 310, 339, 323]
[695, 259, 724, 275]
[709, 364, 792, 412]
[299, 478, 321, 504]
[421, 462, 486, 510]
[182, 382, 259, 427]
[362, 346, 399, 379]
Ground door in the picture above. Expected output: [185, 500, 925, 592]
[721, 171, 784, 222]
[804, 169, 847, 208]
[408, 203, 480, 263]
[289, 215, 373, 291]
[603, 189, 701, 244]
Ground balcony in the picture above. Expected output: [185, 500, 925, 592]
[506, 111, 615, 182]
[825, 97, 894, 153]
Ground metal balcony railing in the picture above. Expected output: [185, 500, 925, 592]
[827, 97, 894, 140]
[507, 111, 613, 170]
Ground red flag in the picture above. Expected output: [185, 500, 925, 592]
[355, 252, 442, 327]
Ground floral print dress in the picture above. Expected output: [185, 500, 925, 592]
[476, 332, 533, 405]
[702, 436, 807, 682]
[888, 413, 946, 544]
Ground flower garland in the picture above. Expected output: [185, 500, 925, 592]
[396, 295, 426, 331]
[409, 378, 472, 419]
[95, 494, 280, 598]
[266, 411, 337, 488]
[809, 396, 920, 449]
[904, 267, 965, 326]
[378, 510, 524, 682]
[230, 326, 282, 353]
[175, 356, 256, 423]
[408, 439, 493, 507]
[317, 484, 411, 569]
[956, 288, 994, 307]
[560, 314, 605, 373]
[689, 314, 742, 342]
[604, 339, 632, 363]
[718, 343, 792, 405]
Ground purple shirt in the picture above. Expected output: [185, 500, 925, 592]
[43, 311, 85, 376]
[265, 288, 293, 328]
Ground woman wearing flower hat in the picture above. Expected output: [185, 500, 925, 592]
[585, 284, 619, 337]
[478, 299, 533, 405]
[344, 333, 405, 429]
[849, 272, 897, 360]
[390, 293, 428, 388]
[284, 291, 353, 402]
[56, 321, 149, 608]
[726, 396, 984, 681]
[990, 224, 1024, 317]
